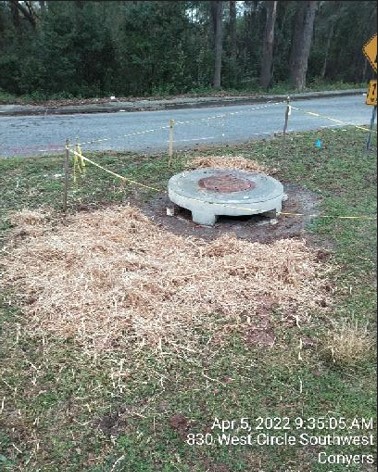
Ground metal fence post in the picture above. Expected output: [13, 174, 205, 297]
[366, 105, 377, 151]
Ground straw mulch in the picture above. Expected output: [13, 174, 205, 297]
[185, 155, 276, 174]
[8, 209, 53, 238]
[3, 206, 332, 353]
[9, 209, 50, 226]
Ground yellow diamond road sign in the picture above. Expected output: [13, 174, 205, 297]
[366, 79, 377, 106]
[363, 33, 377, 72]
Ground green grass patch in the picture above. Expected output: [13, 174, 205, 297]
[0, 128, 376, 471]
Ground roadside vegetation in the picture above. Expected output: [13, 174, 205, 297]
[0, 81, 366, 106]
[0, 127, 376, 471]
[0, 2, 375, 101]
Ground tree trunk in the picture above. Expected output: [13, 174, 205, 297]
[289, 1, 317, 91]
[10, 0, 20, 29]
[320, 1, 342, 80]
[229, 0, 237, 86]
[260, 1, 277, 89]
[211, 1, 223, 89]
[10, 0, 36, 29]
[39, 1, 46, 15]
[320, 19, 335, 79]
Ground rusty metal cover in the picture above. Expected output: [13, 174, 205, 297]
[198, 174, 255, 193]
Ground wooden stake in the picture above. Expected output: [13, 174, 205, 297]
[63, 139, 69, 213]
[168, 119, 174, 166]
[283, 96, 291, 139]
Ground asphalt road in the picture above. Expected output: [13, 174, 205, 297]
[0, 95, 372, 158]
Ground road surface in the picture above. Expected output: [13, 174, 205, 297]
[0, 95, 372, 158]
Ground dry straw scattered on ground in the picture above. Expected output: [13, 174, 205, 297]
[185, 155, 277, 174]
[3, 205, 332, 354]
[9, 209, 50, 226]
[322, 319, 375, 366]
[8, 208, 53, 238]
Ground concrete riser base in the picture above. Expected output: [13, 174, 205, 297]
[169, 190, 283, 226]
[168, 169, 286, 226]
[191, 206, 282, 226]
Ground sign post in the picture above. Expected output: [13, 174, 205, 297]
[366, 106, 376, 151]
[362, 34, 377, 151]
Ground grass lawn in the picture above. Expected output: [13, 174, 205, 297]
[0, 127, 376, 472]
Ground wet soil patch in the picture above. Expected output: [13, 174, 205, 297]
[94, 407, 128, 438]
[246, 327, 276, 348]
[141, 183, 321, 244]
[169, 414, 192, 439]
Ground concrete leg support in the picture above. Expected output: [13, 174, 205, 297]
[263, 202, 282, 218]
[263, 209, 277, 218]
[191, 210, 217, 226]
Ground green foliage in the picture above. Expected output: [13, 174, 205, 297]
[0, 87, 17, 102]
[113, 1, 201, 95]
[0, 1, 376, 98]
[309, 1, 377, 82]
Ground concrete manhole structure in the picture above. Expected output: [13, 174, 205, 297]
[168, 168, 287, 226]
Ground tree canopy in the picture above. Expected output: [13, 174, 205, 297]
[0, 0, 376, 98]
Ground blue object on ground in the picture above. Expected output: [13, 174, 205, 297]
[315, 139, 323, 148]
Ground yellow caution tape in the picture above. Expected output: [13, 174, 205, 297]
[69, 149, 163, 192]
[280, 211, 376, 220]
[77, 143, 86, 173]
[72, 143, 86, 183]
[74, 101, 286, 147]
[68, 149, 376, 221]
[167, 194, 376, 221]
[292, 106, 377, 134]
[73, 152, 78, 183]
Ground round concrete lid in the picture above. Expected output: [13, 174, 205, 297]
[168, 168, 283, 204]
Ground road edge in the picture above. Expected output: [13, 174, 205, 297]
[0, 89, 366, 117]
